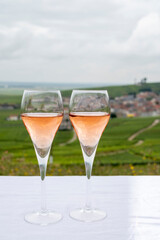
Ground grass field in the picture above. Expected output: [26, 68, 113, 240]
[0, 108, 160, 176]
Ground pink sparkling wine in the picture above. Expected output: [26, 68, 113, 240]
[21, 113, 63, 152]
[69, 112, 110, 156]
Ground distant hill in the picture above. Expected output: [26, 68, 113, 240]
[0, 82, 160, 104]
[62, 82, 160, 98]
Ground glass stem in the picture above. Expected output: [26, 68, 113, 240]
[85, 174, 92, 210]
[81, 144, 97, 212]
[34, 145, 51, 214]
[39, 163, 47, 213]
[84, 159, 94, 211]
[41, 178, 47, 213]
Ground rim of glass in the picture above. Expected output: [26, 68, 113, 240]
[23, 89, 61, 94]
[71, 89, 108, 94]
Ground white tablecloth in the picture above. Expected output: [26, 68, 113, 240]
[0, 176, 160, 240]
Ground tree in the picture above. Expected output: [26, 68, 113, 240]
[141, 77, 147, 85]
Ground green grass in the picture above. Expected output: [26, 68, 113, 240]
[0, 95, 21, 105]
[0, 108, 160, 176]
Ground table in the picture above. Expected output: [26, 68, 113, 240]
[0, 176, 160, 240]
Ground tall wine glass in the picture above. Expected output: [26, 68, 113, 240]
[21, 90, 63, 225]
[69, 90, 110, 222]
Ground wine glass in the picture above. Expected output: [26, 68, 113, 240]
[69, 90, 110, 222]
[21, 90, 63, 225]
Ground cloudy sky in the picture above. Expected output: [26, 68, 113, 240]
[0, 0, 160, 85]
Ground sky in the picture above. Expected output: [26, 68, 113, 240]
[0, 0, 160, 85]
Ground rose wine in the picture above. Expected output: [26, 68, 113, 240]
[69, 112, 110, 156]
[21, 113, 63, 157]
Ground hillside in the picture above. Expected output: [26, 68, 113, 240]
[62, 82, 160, 98]
[0, 82, 160, 104]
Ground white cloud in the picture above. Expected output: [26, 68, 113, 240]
[0, 0, 160, 84]
[127, 13, 160, 55]
[105, 13, 160, 57]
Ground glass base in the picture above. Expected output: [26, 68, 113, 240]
[24, 211, 62, 225]
[70, 208, 107, 222]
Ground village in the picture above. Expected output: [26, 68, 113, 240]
[110, 91, 160, 118]
[2, 91, 160, 130]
